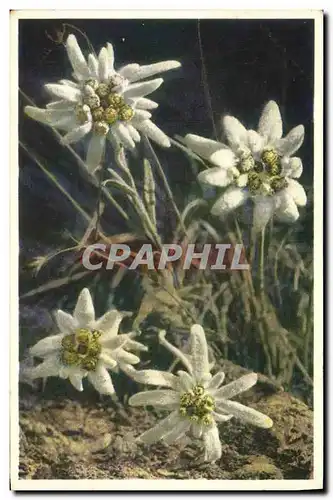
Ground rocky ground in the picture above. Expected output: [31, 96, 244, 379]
[18, 360, 313, 481]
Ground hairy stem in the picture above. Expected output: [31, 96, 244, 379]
[144, 136, 187, 236]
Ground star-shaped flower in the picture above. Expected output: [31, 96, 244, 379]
[23, 288, 147, 395]
[24, 34, 181, 171]
[182, 101, 306, 231]
[127, 325, 272, 462]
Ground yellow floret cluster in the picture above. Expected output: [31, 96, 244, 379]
[61, 328, 102, 371]
[236, 148, 288, 195]
[75, 78, 134, 136]
[179, 385, 215, 426]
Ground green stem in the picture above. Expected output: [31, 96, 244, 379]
[249, 227, 257, 267]
[112, 149, 163, 250]
[144, 137, 187, 236]
[259, 228, 266, 300]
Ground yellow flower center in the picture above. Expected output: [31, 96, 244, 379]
[78, 78, 135, 136]
[236, 148, 287, 195]
[179, 385, 215, 426]
[61, 328, 102, 371]
[238, 149, 256, 173]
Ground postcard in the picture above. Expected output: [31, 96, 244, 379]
[10, 9, 323, 491]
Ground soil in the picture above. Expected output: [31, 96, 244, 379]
[18, 360, 313, 481]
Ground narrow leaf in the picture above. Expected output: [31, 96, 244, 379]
[143, 159, 157, 227]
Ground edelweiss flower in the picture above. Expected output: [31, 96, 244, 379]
[183, 101, 306, 231]
[25, 34, 181, 170]
[127, 325, 272, 462]
[24, 288, 147, 395]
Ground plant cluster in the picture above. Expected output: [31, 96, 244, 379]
[20, 30, 312, 463]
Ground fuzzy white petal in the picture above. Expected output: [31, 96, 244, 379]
[53, 118, 78, 133]
[58, 365, 70, 378]
[275, 191, 300, 223]
[59, 79, 79, 89]
[47, 110, 74, 125]
[223, 115, 248, 149]
[45, 83, 81, 103]
[275, 125, 305, 157]
[189, 324, 210, 382]
[54, 117, 78, 131]
[127, 61, 181, 83]
[247, 130, 265, 156]
[83, 84, 95, 97]
[216, 400, 273, 429]
[126, 124, 141, 142]
[87, 53, 99, 80]
[27, 355, 61, 379]
[24, 106, 52, 125]
[197, 167, 232, 188]
[30, 334, 63, 357]
[203, 423, 222, 462]
[212, 411, 233, 422]
[206, 372, 225, 392]
[191, 422, 203, 439]
[258, 101, 283, 142]
[123, 365, 179, 388]
[86, 135, 106, 172]
[46, 100, 73, 110]
[55, 310, 76, 334]
[252, 195, 275, 232]
[129, 389, 178, 407]
[104, 333, 135, 350]
[69, 372, 84, 391]
[104, 333, 145, 352]
[106, 43, 115, 72]
[99, 351, 118, 370]
[25, 106, 74, 128]
[123, 78, 163, 99]
[209, 149, 237, 169]
[135, 120, 170, 148]
[236, 173, 249, 188]
[94, 310, 124, 338]
[73, 288, 95, 326]
[61, 122, 92, 145]
[214, 373, 257, 401]
[211, 187, 248, 217]
[125, 339, 148, 352]
[88, 365, 115, 395]
[281, 157, 303, 179]
[112, 122, 136, 150]
[137, 411, 181, 445]
[134, 97, 159, 110]
[113, 349, 140, 365]
[66, 34, 90, 80]
[163, 419, 190, 445]
[119, 63, 141, 79]
[177, 370, 195, 391]
[183, 134, 225, 160]
[285, 179, 307, 207]
[133, 109, 152, 120]
[98, 47, 109, 82]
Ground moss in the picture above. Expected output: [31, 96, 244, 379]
[122, 466, 153, 479]
[233, 457, 283, 479]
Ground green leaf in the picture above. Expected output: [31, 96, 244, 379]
[143, 159, 157, 227]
